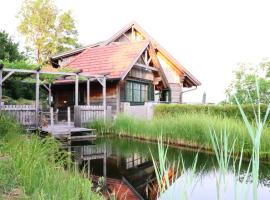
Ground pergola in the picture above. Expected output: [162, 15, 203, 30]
[0, 64, 108, 127]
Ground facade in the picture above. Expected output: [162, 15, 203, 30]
[49, 22, 201, 117]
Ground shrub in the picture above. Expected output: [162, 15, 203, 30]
[154, 104, 269, 122]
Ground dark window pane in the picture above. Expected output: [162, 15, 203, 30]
[133, 82, 141, 102]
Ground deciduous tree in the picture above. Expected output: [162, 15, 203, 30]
[17, 0, 79, 64]
[226, 60, 270, 104]
[0, 30, 25, 62]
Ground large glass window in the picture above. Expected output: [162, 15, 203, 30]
[124, 81, 153, 103]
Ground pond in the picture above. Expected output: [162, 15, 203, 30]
[69, 137, 270, 200]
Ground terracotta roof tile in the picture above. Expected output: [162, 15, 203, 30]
[65, 41, 149, 79]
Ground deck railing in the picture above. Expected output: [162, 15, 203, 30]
[1, 105, 36, 129]
[74, 105, 112, 127]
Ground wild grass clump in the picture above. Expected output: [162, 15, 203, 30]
[0, 113, 103, 200]
[91, 113, 270, 158]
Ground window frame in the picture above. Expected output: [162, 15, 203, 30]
[123, 80, 154, 104]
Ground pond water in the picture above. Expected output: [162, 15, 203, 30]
[69, 137, 270, 200]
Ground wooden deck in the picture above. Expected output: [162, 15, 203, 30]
[91, 175, 142, 200]
[41, 123, 96, 143]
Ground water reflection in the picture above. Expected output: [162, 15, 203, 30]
[68, 137, 270, 200]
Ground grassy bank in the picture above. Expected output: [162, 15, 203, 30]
[0, 114, 103, 200]
[91, 113, 270, 159]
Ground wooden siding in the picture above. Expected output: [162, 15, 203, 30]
[169, 83, 182, 103]
[127, 67, 154, 81]
[53, 80, 119, 116]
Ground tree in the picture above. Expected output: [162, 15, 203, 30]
[226, 60, 270, 104]
[0, 30, 25, 62]
[17, 0, 78, 64]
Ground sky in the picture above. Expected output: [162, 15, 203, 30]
[1, 0, 270, 103]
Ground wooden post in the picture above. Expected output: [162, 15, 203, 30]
[87, 78, 90, 106]
[35, 71, 40, 128]
[74, 106, 81, 127]
[0, 66, 3, 110]
[87, 160, 91, 178]
[102, 76, 106, 122]
[50, 107, 54, 127]
[67, 106, 71, 126]
[75, 74, 79, 106]
[48, 83, 52, 106]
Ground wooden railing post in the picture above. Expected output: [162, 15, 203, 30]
[74, 106, 81, 127]
[102, 76, 106, 122]
[75, 74, 79, 106]
[35, 71, 40, 128]
[50, 107, 54, 128]
[67, 106, 71, 126]
[87, 78, 90, 106]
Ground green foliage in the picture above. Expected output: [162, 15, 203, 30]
[226, 61, 270, 104]
[0, 158, 20, 196]
[0, 30, 25, 62]
[154, 104, 269, 122]
[91, 114, 270, 159]
[0, 60, 37, 70]
[0, 113, 103, 200]
[17, 0, 79, 64]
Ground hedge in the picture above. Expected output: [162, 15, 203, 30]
[154, 104, 269, 121]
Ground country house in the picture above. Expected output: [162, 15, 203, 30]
[49, 22, 201, 118]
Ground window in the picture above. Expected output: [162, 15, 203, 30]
[160, 89, 171, 102]
[124, 81, 154, 103]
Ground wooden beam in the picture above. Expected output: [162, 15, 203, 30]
[35, 71, 40, 128]
[122, 33, 131, 42]
[134, 63, 158, 72]
[131, 26, 135, 41]
[48, 84, 52, 105]
[87, 78, 90, 106]
[41, 83, 52, 105]
[144, 50, 148, 65]
[147, 57, 152, 65]
[75, 75, 79, 106]
[2, 71, 14, 83]
[50, 107, 54, 128]
[67, 107, 71, 126]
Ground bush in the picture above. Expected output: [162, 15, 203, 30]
[154, 104, 269, 121]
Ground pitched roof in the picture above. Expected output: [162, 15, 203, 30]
[64, 41, 149, 79]
[50, 21, 201, 87]
[103, 21, 201, 86]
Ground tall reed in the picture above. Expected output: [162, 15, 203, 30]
[0, 113, 103, 200]
[91, 113, 270, 159]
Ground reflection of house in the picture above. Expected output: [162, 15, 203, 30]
[49, 22, 201, 118]
[125, 153, 148, 169]
[71, 143, 157, 199]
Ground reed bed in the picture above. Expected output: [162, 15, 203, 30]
[91, 113, 270, 159]
[0, 114, 103, 200]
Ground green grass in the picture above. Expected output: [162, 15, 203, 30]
[90, 113, 270, 159]
[0, 114, 103, 200]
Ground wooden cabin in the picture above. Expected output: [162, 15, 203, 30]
[49, 22, 201, 117]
